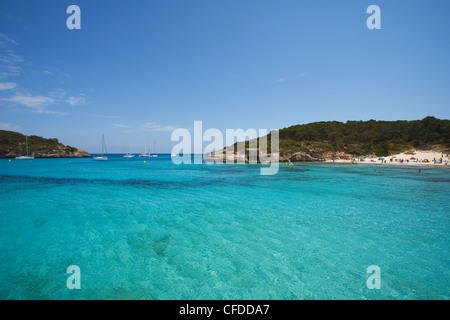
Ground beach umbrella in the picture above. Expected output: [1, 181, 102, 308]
[410, 157, 416, 160]
[379, 157, 385, 160]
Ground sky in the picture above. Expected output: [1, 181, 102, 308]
[0, 0, 449, 153]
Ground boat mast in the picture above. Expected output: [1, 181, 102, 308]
[101, 134, 107, 156]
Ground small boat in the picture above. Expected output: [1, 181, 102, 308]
[93, 156, 108, 161]
[93, 134, 108, 161]
[150, 141, 158, 157]
[139, 137, 151, 157]
[123, 145, 135, 158]
[15, 136, 35, 160]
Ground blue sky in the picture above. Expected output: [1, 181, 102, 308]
[0, 0, 449, 153]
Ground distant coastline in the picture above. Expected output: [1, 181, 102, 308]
[206, 117, 450, 165]
[0, 130, 90, 159]
[0, 150, 91, 159]
[205, 149, 450, 168]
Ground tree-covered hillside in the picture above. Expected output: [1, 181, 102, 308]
[225, 117, 449, 159]
[276, 116, 450, 156]
[0, 130, 90, 158]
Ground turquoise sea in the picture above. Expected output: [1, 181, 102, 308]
[0, 155, 448, 299]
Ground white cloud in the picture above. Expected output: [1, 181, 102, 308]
[0, 63, 22, 79]
[0, 33, 87, 114]
[0, 53, 23, 65]
[0, 33, 18, 47]
[0, 82, 16, 90]
[49, 90, 88, 106]
[117, 122, 178, 133]
[111, 123, 129, 128]
[48, 88, 68, 99]
[0, 94, 56, 114]
[0, 122, 21, 131]
[142, 122, 177, 132]
[5, 95, 55, 107]
[0, 33, 23, 79]
[66, 96, 86, 106]
[274, 73, 307, 84]
[94, 115, 120, 119]
[0, 53, 24, 78]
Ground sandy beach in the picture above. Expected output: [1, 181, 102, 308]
[326, 150, 450, 167]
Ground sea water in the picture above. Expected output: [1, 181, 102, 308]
[0, 155, 448, 299]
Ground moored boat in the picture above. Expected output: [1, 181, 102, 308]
[93, 134, 108, 161]
[15, 136, 34, 160]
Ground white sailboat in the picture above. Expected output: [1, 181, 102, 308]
[138, 137, 150, 157]
[93, 134, 108, 161]
[123, 144, 135, 158]
[150, 141, 158, 157]
[15, 135, 35, 160]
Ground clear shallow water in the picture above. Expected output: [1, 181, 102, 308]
[0, 155, 448, 300]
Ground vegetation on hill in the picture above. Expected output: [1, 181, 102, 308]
[235, 117, 450, 158]
[0, 130, 90, 158]
[277, 116, 449, 156]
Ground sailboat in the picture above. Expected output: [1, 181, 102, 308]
[123, 144, 135, 158]
[15, 135, 35, 160]
[93, 134, 108, 161]
[150, 141, 158, 157]
[138, 137, 150, 157]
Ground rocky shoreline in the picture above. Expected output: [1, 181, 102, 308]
[204, 148, 449, 166]
[204, 150, 352, 163]
[0, 148, 91, 158]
